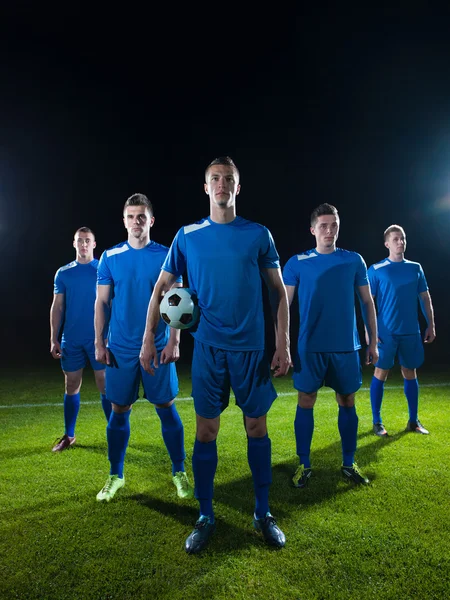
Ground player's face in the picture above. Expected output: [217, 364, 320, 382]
[385, 231, 406, 256]
[73, 232, 96, 261]
[311, 215, 340, 250]
[123, 205, 154, 240]
[204, 165, 240, 209]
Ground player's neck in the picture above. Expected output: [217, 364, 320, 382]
[388, 252, 404, 262]
[210, 205, 236, 224]
[128, 234, 150, 249]
[76, 255, 93, 264]
[315, 244, 336, 255]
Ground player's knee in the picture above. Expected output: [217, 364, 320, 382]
[64, 372, 82, 395]
[245, 415, 267, 438]
[112, 403, 132, 414]
[336, 393, 355, 407]
[298, 392, 317, 409]
[196, 415, 219, 443]
[401, 367, 416, 380]
[94, 369, 106, 393]
[374, 367, 389, 381]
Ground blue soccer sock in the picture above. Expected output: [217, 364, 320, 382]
[107, 409, 131, 479]
[156, 404, 186, 475]
[64, 393, 80, 437]
[404, 378, 419, 423]
[101, 394, 112, 422]
[370, 376, 385, 424]
[192, 438, 217, 521]
[338, 405, 358, 467]
[294, 405, 314, 468]
[247, 434, 272, 520]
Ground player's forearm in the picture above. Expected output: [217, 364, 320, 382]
[361, 299, 378, 343]
[143, 286, 166, 343]
[273, 288, 290, 350]
[94, 300, 108, 347]
[168, 326, 181, 346]
[421, 293, 435, 329]
[50, 305, 63, 342]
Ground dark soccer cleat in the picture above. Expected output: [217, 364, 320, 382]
[52, 434, 76, 452]
[406, 420, 429, 435]
[292, 464, 312, 488]
[341, 463, 369, 485]
[253, 513, 286, 548]
[185, 516, 216, 554]
[373, 423, 388, 437]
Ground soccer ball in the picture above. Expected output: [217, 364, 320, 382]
[160, 288, 200, 330]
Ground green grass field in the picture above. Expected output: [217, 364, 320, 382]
[1, 364, 449, 600]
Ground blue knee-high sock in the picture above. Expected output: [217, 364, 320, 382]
[294, 405, 314, 468]
[370, 377, 385, 424]
[101, 394, 112, 422]
[192, 439, 217, 521]
[64, 393, 80, 437]
[107, 410, 131, 479]
[247, 434, 272, 519]
[404, 378, 419, 422]
[156, 404, 186, 475]
[338, 405, 358, 467]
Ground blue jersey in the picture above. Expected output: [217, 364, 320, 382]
[54, 260, 98, 342]
[98, 241, 179, 353]
[283, 248, 369, 352]
[368, 258, 428, 336]
[162, 216, 280, 351]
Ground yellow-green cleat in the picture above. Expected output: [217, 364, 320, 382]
[96, 475, 125, 502]
[172, 471, 194, 499]
[341, 463, 369, 485]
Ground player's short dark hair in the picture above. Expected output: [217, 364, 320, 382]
[205, 156, 240, 181]
[123, 193, 153, 216]
[74, 226, 95, 238]
[384, 224, 405, 242]
[310, 203, 339, 226]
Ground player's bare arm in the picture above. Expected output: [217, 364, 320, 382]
[262, 268, 292, 377]
[420, 290, 436, 344]
[94, 284, 111, 365]
[140, 270, 178, 375]
[160, 282, 183, 365]
[358, 284, 379, 365]
[50, 293, 64, 359]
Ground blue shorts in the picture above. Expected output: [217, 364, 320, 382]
[375, 332, 424, 370]
[293, 350, 362, 395]
[60, 339, 105, 373]
[105, 348, 178, 407]
[191, 340, 277, 419]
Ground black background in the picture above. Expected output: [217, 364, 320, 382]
[1, 5, 449, 368]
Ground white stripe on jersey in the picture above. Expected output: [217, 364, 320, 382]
[106, 244, 129, 258]
[373, 259, 390, 270]
[184, 221, 211, 235]
[297, 253, 318, 261]
[58, 261, 77, 272]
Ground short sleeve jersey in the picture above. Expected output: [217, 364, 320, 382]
[367, 258, 428, 336]
[97, 241, 179, 353]
[53, 260, 99, 342]
[283, 248, 369, 352]
[162, 216, 280, 351]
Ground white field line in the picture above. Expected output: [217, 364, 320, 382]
[1, 382, 449, 410]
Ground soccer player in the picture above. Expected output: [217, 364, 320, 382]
[94, 193, 193, 503]
[140, 157, 291, 554]
[368, 225, 436, 436]
[50, 227, 109, 452]
[283, 203, 378, 489]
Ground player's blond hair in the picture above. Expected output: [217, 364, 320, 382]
[383, 224, 405, 242]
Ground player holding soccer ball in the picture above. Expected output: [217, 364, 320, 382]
[283, 204, 378, 489]
[50, 227, 109, 452]
[140, 157, 291, 553]
[368, 225, 436, 437]
[94, 194, 193, 502]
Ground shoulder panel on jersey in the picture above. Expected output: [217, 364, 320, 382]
[297, 252, 318, 261]
[59, 261, 77, 272]
[106, 244, 129, 258]
[373, 259, 390, 271]
[184, 220, 210, 235]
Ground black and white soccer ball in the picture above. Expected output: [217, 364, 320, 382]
[160, 288, 200, 330]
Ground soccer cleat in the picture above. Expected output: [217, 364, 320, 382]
[172, 471, 194, 499]
[292, 464, 312, 488]
[96, 475, 125, 502]
[185, 516, 216, 554]
[253, 513, 286, 548]
[341, 463, 369, 485]
[52, 434, 76, 452]
[406, 420, 429, 435]
[373, 423, 388, 437]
